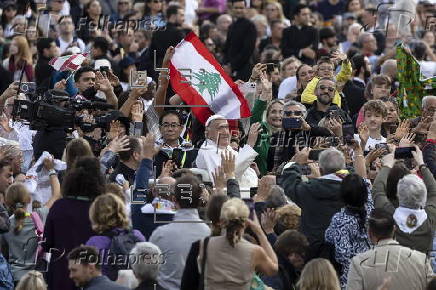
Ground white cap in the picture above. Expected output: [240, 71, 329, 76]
[205, 114, 226, 127]
[66, 46, 81, 55]
[94, 59, 112, 70]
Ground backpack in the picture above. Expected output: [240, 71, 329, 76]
[103, 229, 143, 281]
[0, 253, 14, 289]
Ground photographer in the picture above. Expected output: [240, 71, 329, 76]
[73, 66, 118, 109]
[268, 100, 311, 173]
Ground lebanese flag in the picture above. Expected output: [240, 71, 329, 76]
[49, 53, 88, 72]
[169, 32, 251, 124]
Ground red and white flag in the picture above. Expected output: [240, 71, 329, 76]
[49, 53, 88, 72]
[169, 32, 251, 123]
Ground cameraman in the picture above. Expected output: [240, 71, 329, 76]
[32, 89, 72, 160]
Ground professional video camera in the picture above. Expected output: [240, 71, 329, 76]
[12, 89, 115, 131]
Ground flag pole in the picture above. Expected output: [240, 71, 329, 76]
[64, 70, 76, 82]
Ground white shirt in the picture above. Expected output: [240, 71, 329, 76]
[353, 134, 386, 152]
[57, 36, 86, 54]
[278, 76, 297, 99]
[195, 139, 259, 188]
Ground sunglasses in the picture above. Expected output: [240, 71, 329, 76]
[284, 110, 303, 117]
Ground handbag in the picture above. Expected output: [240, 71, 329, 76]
[198, 236, 210, 290]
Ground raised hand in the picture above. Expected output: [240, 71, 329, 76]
[95, 71, 113, 93]
[54, 79, 67, 90]
[247, 122, 262, 147]
[221, 150, 236, 179]
[107, 135, 130, 153]
[358, 123, 370, 148]
[411, 145, 424, 166]
[293, 146, 311, 165]
[393, 119, 410, 140]
[159, 160, 176, 178]
[259, 70, 272, 101]
[162, 46, 175, 68]
[398, 132, 415, 147]
[211, 166, 226, 191]
[43, 155, 55, 171]
[261, 208, 277, 234]
[106, 70, 121, 87]
[365, 147, 387, 168]
[108, 120, 123, 140]
[250, 63, 267, 81]
[140, 133, 160, 159]
[0, 113, 11, 132]
[307, 162, 321, 178]
[131, 101, 144, 122]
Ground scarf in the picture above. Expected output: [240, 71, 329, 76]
[393, 207, 427, 234]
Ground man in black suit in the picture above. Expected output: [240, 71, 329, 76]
[147, 5, 187, 80]
[223, 0, 257, 81]
[281, 4, 318, 65]
[342, 54, 370, 118]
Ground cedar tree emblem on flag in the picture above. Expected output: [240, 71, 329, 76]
[169, 32, 251, 123]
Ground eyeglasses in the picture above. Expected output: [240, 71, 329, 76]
[319, 85, 335, 92]
[284, 110, 303, 117]
[161, 123, 181, 128]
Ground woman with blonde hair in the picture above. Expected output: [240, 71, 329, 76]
[16, 270, 47, 290]
[3, 157, 60, 283]
[297, 258, 340, 290]
[3, 35, 33, 82]
[264, 1, 290, 27]
[86, 193, 145, 281]
[181, 198, 278, 289]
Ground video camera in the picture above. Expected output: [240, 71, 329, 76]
[12, 89, 115, 131]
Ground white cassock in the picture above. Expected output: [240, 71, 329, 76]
[195, 139, 259, 189]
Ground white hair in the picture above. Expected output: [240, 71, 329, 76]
[397, 174, 427, 209]
[284, 100, 307, 118]
[318, 147, 345, 174]
[380, 59, 397, 75]
[422, 95, 436, 109]
[130, 242, 162, 282]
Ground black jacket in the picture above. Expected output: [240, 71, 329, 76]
[281, 25, 318, 65]
[134, 281, 166, 290]
[109, 161, 137, 186]
[35, 55, 54, 90]
[305, 102, 352, 136]
[153, 148, 199, 177]
[278, 164, 344, 244]
[224, 17, 257, 81]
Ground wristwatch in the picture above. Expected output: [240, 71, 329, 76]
[48, 169, 57, 176]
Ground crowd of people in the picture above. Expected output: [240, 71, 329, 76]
[0, 0, 434, 289]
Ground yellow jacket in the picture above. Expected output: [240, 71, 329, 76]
[301, 59, 352, 108]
